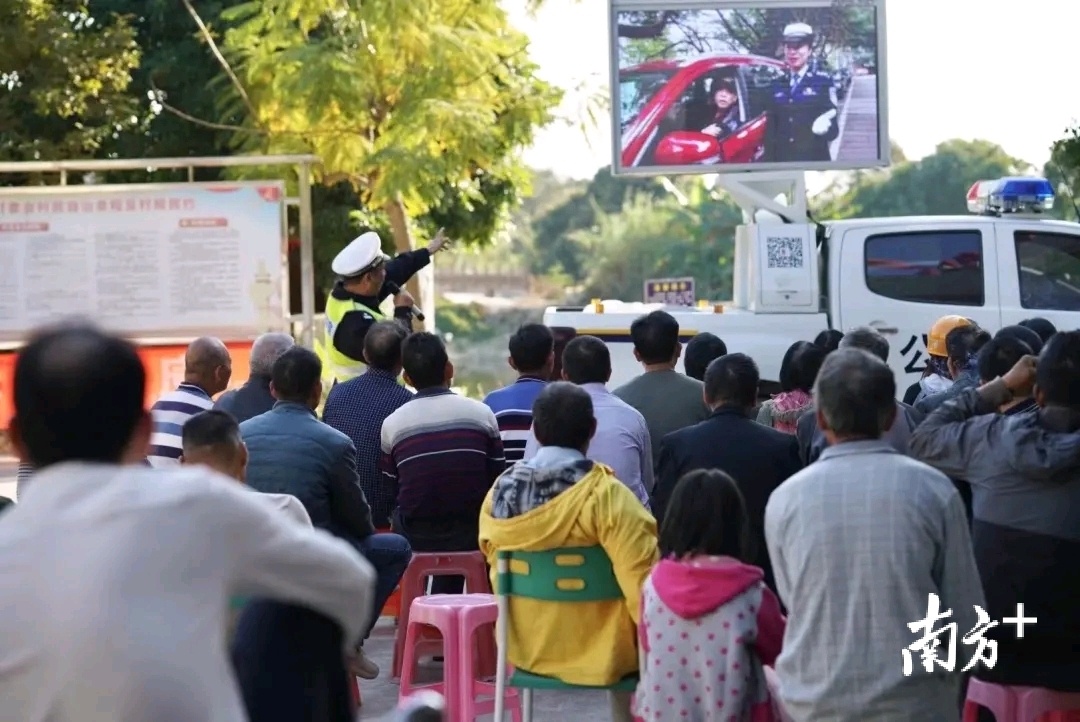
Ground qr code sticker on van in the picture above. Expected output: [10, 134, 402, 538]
[766, 236, 804, 269]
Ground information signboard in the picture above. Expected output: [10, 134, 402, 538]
[0, 182, 286, 346]
[644, 277, 696, 305]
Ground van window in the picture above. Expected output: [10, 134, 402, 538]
[1015, 231, 1080, 311]
[864, 230, 984, 306]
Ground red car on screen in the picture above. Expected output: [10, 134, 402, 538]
[619, 54, 787, 169]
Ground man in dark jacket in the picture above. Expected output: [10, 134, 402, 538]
[240, 346, 411, 680]
[909, 333, 1080, 695]
[215, 333, 295, 423]
[914, 325, 990, 415]
[796, 327, 923, 465]
[653, 353, 801, 593]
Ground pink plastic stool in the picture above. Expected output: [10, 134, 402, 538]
[398, 594, 521, 722]
[964, 678, 1080, 722]
[391, 551, 493, 680]
[964, 678, 1015, 721]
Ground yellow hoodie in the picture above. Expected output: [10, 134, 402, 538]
[478, 460, 658, 687]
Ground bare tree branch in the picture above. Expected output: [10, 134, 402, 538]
[150, 78, 263, 135]
[618, 11, 676, 39]
[179, 0, 262, 126]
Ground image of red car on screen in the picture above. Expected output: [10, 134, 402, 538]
[620, 54, 787, 169]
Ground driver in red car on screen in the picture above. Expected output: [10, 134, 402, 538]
[700, 77, 741, 140]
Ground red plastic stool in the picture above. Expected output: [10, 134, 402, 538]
[1017, 685, 1080, 721]
[349, 676, 361, 709]
[391, 551, 493, 680]
[398, 594, 521, 722]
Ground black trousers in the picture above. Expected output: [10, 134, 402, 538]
[392, 509, 480, 594]
[230, 601, 353, 722]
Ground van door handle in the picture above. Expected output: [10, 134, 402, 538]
[869, 323, 898, 334]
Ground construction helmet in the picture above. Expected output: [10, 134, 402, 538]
[927, 315, 973, 357]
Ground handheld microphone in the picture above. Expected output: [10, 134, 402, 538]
[385, 281, 426, 322]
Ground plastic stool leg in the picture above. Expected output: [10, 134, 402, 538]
[398, 619, 425, 698]
[522, 688, 534, 722]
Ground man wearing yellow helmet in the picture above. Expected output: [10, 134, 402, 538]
[914, 316, 991, 415]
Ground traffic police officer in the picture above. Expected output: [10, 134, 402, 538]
[764, 22, 839, 163]
[320, 228, 451, 384]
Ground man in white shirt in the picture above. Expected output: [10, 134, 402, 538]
[1, 321, 375, 722]
[181, 409, 311, 526]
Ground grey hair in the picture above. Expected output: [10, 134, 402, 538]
[839, 327, 890, 363]
[249, 332, 295, 377]
[813, 347, 896, 438]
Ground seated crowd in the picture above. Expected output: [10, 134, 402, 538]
[1, 309, 1077, 722]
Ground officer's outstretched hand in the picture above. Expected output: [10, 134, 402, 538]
[812, 109, 837, 136]
[427, 227, 452, 254]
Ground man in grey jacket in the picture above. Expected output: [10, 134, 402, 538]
[909, 334, 1080, 695]
[796, 327, 923, 465]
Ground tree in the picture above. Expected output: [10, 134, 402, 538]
[1049, 125, 1080, 220]
[574, 180, 742, 302]
[815, 139, 1032, 219]
[218, 0, 562, 309]
[0, 1, 142, 165]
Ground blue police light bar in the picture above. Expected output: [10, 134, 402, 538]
[967, 177, 1055, 216]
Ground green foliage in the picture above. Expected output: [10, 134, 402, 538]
[814, 139, 1031, 219]
[221, 0, 562, 246]
[525, 166, 670, 279]
[0, 1, 142, 163]
[437, 299, 499, 344]
[573, 179, 742, 302]
[618, 6, 876, 61]
[1049, 125, 1080, 221]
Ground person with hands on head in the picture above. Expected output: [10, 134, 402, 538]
[320, 228, 452, 386]
[909, 338, 1080, 696]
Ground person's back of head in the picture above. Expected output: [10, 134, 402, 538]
[630, 311, 680, 367]
[12, 321, 149, 468]
[779, 341, 828, 393]
[977, 335, 1033, 385]
[1021, 317, 1057, 344]
[659, 468, 749, 561]
[703, 353, 758, 411]
[684, 332, 727, 381]
[995, 324, 1044, 356]
[270, 346, 323, 408]
[181, 409, 248, 481]
[185, 336, 232, 395]
[401, 332, 452, 391]
[363, 320, 409, 373]
[508, 323, 554, 378]
[814, 329, 844, 354]
[945, 325, 988, 378]
[561, 336, 611, 386]
[838, 327, 889, 363]
[813, 347, 896, 442]
[248, 333, 294, 378]
[1036, 331, 1080, 410]
[531, 381, 596, 453]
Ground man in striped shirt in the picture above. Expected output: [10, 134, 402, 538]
[148, 337, 232, 467]
[381, 332, 505, 592]
[482, 323, 553, 464]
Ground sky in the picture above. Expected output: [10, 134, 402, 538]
[505, 0, 1078, 183]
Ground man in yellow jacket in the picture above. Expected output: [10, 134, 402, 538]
[479, 382, 658, 722]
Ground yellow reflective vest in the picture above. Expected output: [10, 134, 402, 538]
[320, 294, 385, 385]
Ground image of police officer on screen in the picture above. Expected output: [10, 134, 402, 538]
[763, 22, 839, 163]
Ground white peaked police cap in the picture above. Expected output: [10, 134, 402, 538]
[332, 231, 391, 278]
[783, 22, 814, 40]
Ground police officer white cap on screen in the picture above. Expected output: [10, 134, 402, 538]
[763, 22, 839, 162]
[320, 229, 451, 384]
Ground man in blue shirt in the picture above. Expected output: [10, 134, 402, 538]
[483, 324, 554, 464]
[323, 321, 414, 530]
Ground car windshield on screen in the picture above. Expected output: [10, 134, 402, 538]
[619, 71, 674, 133]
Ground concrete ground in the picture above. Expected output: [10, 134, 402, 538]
[359, 616, 617, 720]
[832, 74, 880, 162]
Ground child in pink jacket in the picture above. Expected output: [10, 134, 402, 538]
[633, 469, 786, 722]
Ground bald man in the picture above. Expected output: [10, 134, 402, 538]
[148, 337, 232, 467]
